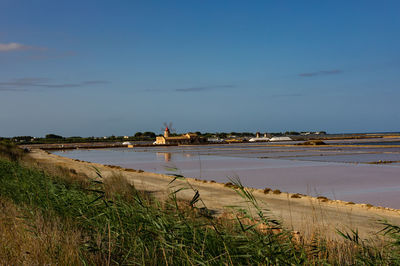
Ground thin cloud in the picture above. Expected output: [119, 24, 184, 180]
[175, 85, 234, 92]
[271, 93, 305, 98]
[0, 88, 28, 92]
[299, 69, 343, 77]
[27, 50, 77, 60]
[82, 80, 109, 85]
[142, 88, 163, 92]
[0, 42, 46, 52]
[0, 77, 109, 91]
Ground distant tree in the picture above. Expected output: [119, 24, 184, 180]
[203, 132, 214, 138]
[285, 131, 300, 135]
[195, 131, 201, 136]
[216, 132, 227, 139]
[143, 132, 156, 138]
[45, 134, 63, 139]
[134, 132, 143, 137]
[13, 136, 33, 141]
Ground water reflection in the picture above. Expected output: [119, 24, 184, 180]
[157, 152, 171, 162]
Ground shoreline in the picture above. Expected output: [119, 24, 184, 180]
[19, 135, 400, 151]
[29, 148, 400, 239]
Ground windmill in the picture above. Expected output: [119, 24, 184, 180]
[161, 122, 176, 137]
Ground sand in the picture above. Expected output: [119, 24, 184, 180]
[29, 149, 400, 239]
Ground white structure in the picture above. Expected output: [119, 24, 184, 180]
[249, 137, 270, 142]
[207, 138, 225, 143]
[122, 141, 132, 145]
[269, 136, 292, 142]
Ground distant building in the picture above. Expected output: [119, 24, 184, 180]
[249, 132, 270, 142]
[207, 138, 225, 143]
[155, 127, 206, 145]
[249, 137, 270, 142]
[269, 136, 292, 142]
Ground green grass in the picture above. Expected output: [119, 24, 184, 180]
[0, 158, 308, 265]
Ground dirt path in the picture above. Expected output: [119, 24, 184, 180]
[29, 149, 400, 239]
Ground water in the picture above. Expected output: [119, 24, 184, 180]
[53, 143, 400, 209]
[335, 141, 400, 146]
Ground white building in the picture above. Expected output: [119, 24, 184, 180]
[249, 137, 270, 142]
[269, 136, 293, 142]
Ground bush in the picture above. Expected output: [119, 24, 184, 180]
[263, 187, 272, 194]
[272, 189, 282, 194]
[45, 134, 63, 139]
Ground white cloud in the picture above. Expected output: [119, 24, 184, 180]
[0, 42, 43, 52]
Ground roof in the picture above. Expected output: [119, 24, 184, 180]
[164, 136, 190, 140]
[157, 133, 199, 141]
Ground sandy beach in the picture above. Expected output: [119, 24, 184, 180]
[28, 148, 400, 239]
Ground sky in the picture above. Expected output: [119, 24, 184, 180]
[1, 0, 399, 137]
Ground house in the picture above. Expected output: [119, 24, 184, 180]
[155, 127, 206, 145]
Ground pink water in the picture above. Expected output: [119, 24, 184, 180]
[53, 143, 400, 209]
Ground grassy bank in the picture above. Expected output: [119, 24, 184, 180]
[0, 142, 399, 265]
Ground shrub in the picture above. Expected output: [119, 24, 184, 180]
[272, 189, 282, 194]
[297, 140, 326, 145]
[263, 187, 272, 194]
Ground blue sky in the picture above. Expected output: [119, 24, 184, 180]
[0, 0, 399, 137]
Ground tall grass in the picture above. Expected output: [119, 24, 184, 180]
[0, 143, 399, 265]
[0, 197, 83, 265]
[0, 140, 26, 161]
[0, 158, 307, 264]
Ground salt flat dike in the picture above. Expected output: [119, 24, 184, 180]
[29, 149, 400, 239]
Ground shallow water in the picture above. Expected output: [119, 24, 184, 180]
[53, 143, 400, 209]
